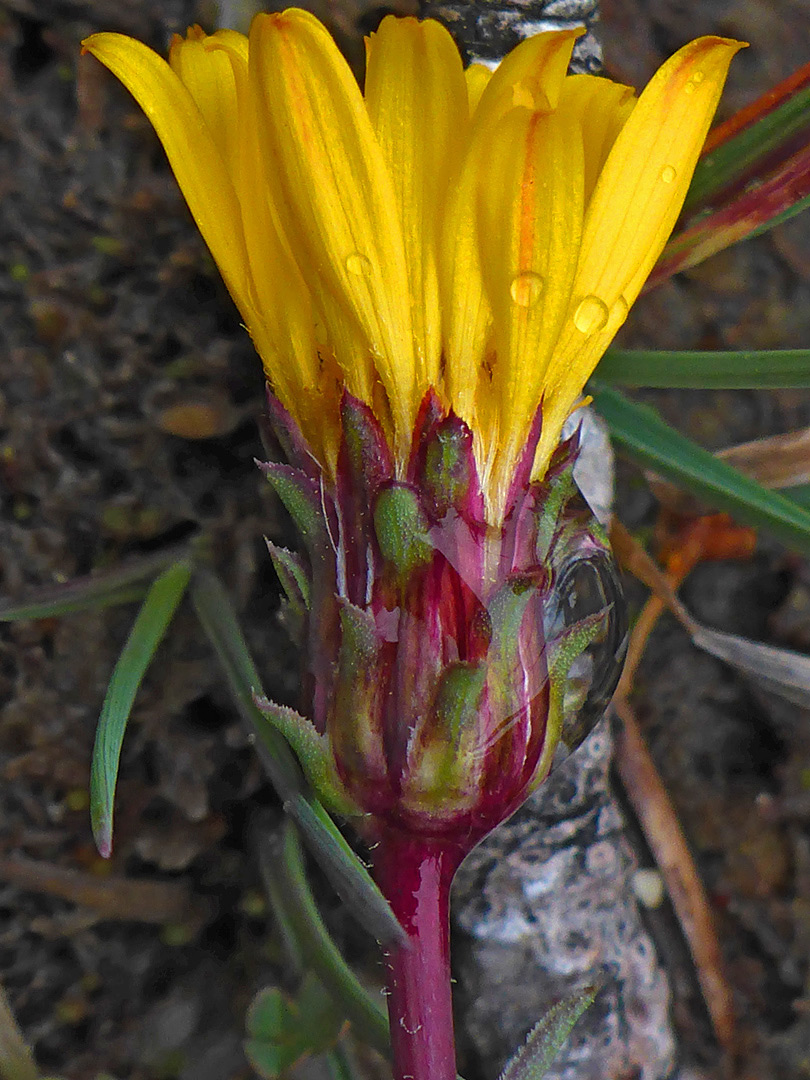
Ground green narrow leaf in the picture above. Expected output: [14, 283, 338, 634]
[323, 1044, 358, 1080]
[261, 464, 328, 554]
[90, 561, 192, 857]
[189, 570, 403, 945]
[254, 697, 358, 816]
[284, 796, 404, 948]
[498, 986, 598, 1080]
[260, 824, 390, 1055]
[596, 348, 810, 389]
[590, 382, 810, 555]
[0, 547, 189, 622]
[188, 568, 263, 704]
[189, 567, 303, 803]
[784, 483, 810, 510]
[266, 541, 311, 611]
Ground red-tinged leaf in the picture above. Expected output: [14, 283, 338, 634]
[703, 58, 810, 155]
[685, 61, 810, 216]
[259, 461, 336, 558]
[504, 402, 544, 520]
[406, 387, 445, 485]
[648, 142, 810, 288]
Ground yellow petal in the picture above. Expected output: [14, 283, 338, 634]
[82, 32, 251, 322]
[168, 28, 322, 438]
[576, 37, 744, 307]
[365, 16, 467, 394]
[440, 30, 580, 426]
[248, 9, 416, 451]
[465, 62, 491, 116]
[477, 105, 584, 509]
[207, 26, 249, 62]
[168, 29, 244, 173]
[313, 286, 377, 407]
[557, 74, 636, 204]
[439, 147, 491, 426]
[474, 28, 581, 125]
[534, 35, 744, 476]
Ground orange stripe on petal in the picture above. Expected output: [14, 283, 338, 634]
[248, 9, 415, 451]
[575, 36, 745, 309]
[474, 28, 580, 126]
[477, 105, 583, 512]
[441, 29, 580, 438]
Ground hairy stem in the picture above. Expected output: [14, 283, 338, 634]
[374, 831, 464, 1080]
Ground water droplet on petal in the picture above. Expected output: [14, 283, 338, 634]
[345, 252, 371, 276]
[509, 271, 545, 308]
[606, 295, 629, 333]
[684, 80, 696, 95]
[573, 295, 609, 335]
[691, 70, 705, 84]
[660, 164, 676, 184]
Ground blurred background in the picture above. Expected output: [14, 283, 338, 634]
[2, 1, 810, 1078]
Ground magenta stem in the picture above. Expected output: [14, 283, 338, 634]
[374, 832, 464, 1080]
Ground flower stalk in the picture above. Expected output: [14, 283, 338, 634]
[375, 833, 464, 1080]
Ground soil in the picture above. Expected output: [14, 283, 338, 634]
[1, 1, 810, 1079]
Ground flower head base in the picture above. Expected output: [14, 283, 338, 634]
[82, 13, 742, 523]
[258, 388, 626, 848]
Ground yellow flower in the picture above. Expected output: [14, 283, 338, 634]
[82, 12, 742, 521]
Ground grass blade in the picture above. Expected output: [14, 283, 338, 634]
[785, 483, 810, 509]
[747, 190, 810, 238]
[0, 547, 188, 622]
[690, 624, 810, 709]
[597, 348, 810, 389]
[260, 823, 390, 1055]
[284, 796, 404, 948]
[589, 382, 810, 556]
[91, 561, 192, 857]
[189, 568, 305, 801]
[650, 144, 810, 288]
[189, 570, 403, 945]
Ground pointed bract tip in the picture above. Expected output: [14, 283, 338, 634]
[94, 826, 112, 860]
[505, 402, 544, 515]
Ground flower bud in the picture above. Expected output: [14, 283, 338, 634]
[259, 390, 626, 852]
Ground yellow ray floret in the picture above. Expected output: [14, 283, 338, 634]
[82, 13, 743, 520]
